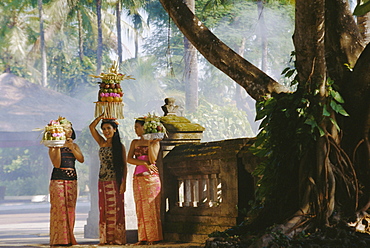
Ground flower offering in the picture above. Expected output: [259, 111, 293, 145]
[41, 116, 68, 147]
[141, 113, 166, 140]
[90, 61, 134, 119]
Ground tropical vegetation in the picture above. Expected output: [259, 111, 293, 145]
[0, 0, 294, 199]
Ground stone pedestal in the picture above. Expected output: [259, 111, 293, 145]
[162, 138, 256, 243]
[160, 115, 205, 157]
[158, 114, 205, 241]
[84, 149, 99, 238]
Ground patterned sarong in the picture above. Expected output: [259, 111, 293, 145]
[49, 180, 78, 246]
[133, 173, 163, 242]
[98, 180, 126, 245]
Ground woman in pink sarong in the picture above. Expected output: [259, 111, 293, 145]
[127, 118, 163, 245]
[89, 115, 127, 245]
[48, 118, 84, 246]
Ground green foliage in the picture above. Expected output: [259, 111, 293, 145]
[185, 99, 254, 142]
[248, 74, 349, 219]
[353, 0, 370, 16]
[267, 229, 292, 247]
[0, 147, 49, 196]
[0, 0, 295, 197]
[0, 142, 90, 197]
[3, 175, 49, 196]
[281, 51, 298, 89]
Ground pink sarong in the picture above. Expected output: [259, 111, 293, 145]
[134, 155, 150, 175]
[98, 180, 126, 245]
[133, 173, 163, 242]
[49, 180, 78, 246]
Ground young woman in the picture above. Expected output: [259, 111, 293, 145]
[48, 119, 84, 246]
[127, 118, 163, 245]
[89, 115, 127, 245]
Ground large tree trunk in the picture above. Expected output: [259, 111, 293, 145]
[159, 0, 370, 244]
[160, 0, 370, 242]
[295, 0, 331, 226]
[343, 43, 370, 214]
[357, 13, 370, 45]
[183, 0, 198, 113]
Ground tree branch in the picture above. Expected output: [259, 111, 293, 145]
[159, 0, 288, 101]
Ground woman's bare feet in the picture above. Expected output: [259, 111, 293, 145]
[133, 241, 147, 245]
[147, 241, 160, 245]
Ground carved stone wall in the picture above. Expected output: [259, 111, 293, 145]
[162, 138, 257, 243]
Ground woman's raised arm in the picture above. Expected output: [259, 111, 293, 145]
[89, 114, 105, 146]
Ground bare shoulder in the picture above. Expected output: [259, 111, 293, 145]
[129, 139, 139, 147]
[133, 138, 149, 147]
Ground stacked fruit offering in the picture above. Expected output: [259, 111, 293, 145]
[140, 113, 166, 140]
[98, 79, 124, 102]
[90, 61, 134, 119]
[42, 118, 67, 147]
[43, 120, 66, 141]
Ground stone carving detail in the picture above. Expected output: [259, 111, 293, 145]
[161, 97, 179, 116]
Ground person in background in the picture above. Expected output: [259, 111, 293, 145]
[48, 118, 84, 246]
[89, 115, 127, 245]
[127, 118, 163, 245]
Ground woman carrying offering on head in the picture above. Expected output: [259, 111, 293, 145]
[127, 118, 163, 245]
[48, 118, 84, 246]
[89, 114, 127, 245]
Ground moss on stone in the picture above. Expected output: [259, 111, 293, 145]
[161, 116, 205, 132]
[161, 115, 191, 124]
[165, 138, 251, 160]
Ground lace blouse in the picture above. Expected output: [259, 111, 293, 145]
[99, 147, 116, 181]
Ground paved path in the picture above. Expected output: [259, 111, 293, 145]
[0, 197, 97, 247]
[0, 197, 203, 248]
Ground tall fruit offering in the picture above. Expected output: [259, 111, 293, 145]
[90, 61, 134, 119]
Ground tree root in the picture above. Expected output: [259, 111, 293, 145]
[348, 212, 370, 234]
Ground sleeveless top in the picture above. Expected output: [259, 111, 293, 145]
[99, 147, 116, 181]
[51, 147, 77, 180]
[134, 146, 151, 175]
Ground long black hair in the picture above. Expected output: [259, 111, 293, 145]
[101, 119, 124, 188]
[61, 123, 76, 140]
[70, 128, 76, 140]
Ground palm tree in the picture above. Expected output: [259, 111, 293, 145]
[0, 0, 35, 75]
[77, 8, 84, 61]
[183, 0, 198, 113]
[123, 0, 149, 59]
[257, 0, 267, 72]
[131, 11, 146, 58]
[116, 0, 123, 63]
[96, 0, 103, 74]
[38, 0, 47, 87]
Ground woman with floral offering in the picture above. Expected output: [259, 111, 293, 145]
[48, 118, 84, 246]
[89, 114, 127, 245]
[127, 118, 163, 245]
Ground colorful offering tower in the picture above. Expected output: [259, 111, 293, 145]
[90, 61, 134, 119]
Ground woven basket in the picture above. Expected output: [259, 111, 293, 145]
[42, 140, 65, 148]
[142, 132, 165, 140]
